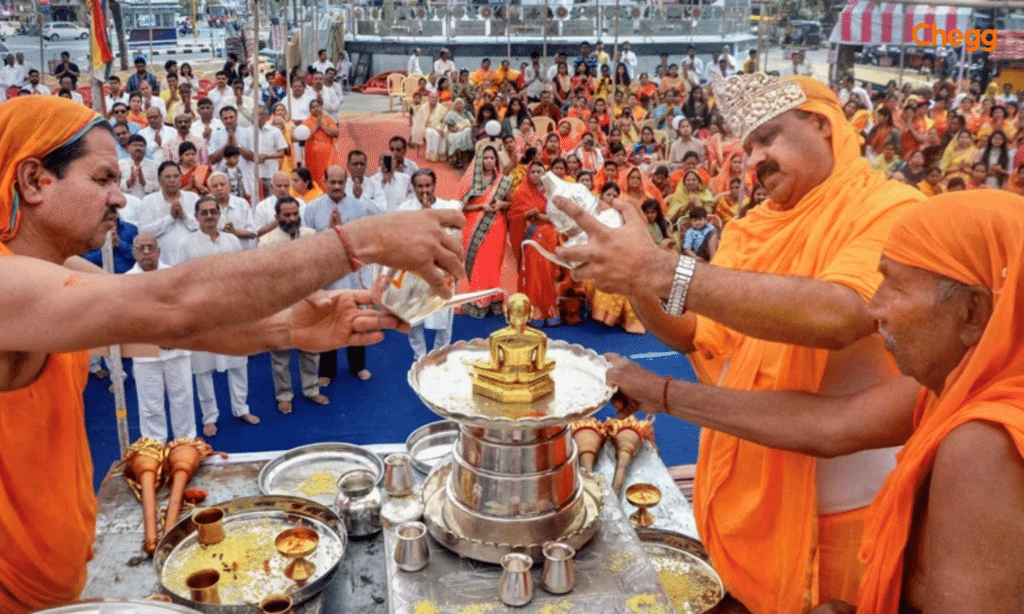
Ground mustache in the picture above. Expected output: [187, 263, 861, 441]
[755, 160, 780, 185]
[103, 207, 119, 222]
[877, 324, 899, 354]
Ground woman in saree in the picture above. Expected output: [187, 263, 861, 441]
[564, 153, 582, 179]
[460, 146, 514, 318]
[553, 62, 572, 107]
[595, 64, 614, 101]
[583, 182, 645, 334]
[290, 167, 323, 202]
[126, 92, 148, 129]
[682, 86, 711, 132]
[704, 116, 742, 176]
[549, 157, 572, 182]
[613, 63, 631, 97]
[302, 99, 342, 191]
[501, 98, 530, 138]
[587, 116, 608, 148]
[474, 102, 499, 141]
[621, 166, 662, 212]
[708, 150, 749, 196]
[556, 118, 583, 154]
[179, 141, 211, 195]
[866, 106, 899, 161]
[270, 102, 297, 174]
[667, 168, 714, 231]
[615, 116, 640, 150]
[510, 161, 562, 325]
[539, 132, 562, 167]
[591, 98, 612, 134]
[443, 98, 476, 169]
[516, 117, 542, 152]
[572, 62, 595, 101]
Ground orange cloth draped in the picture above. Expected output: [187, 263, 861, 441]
[0, 99, 104, 611]
[689, 77, 924, 614]
[182, 164, 210, 193]
[292, 185, 323, 202]
[509, 179, 560, 320]
[709, 151, 748, 196]
[302, 114, 343, 192]
[857, 193, 1024, 614]
[460, 159, 514, 313]
[557, 120, 584, 154]
[706, 134, 743, 175]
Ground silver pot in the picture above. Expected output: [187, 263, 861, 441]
[457, 426, 573, 473]
[448, 444, 580, 517]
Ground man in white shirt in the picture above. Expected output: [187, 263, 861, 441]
[325, 68, 345, 111]
[255, 106, 289, 198]
[407, 48, 423, 75]
[217, 80, 255, 127]
[287, 77, 316, 125]
[717, 45, 738, 73]
[684, 45, 704, 83]
[0, 54, 24, 94]
[838, 75, 871, 109]
[787, 50, 817, 80]
[345, 149, 387, 214]
[433, 48, 456, 79]
[206, 70, 231, 108]
[120, 134, 160, 199]
[138, 107, 177, 161]
[998, 82, 1018, 105]
[259, 196, 329, 414]
[104, 75, 128, 111]
[136, 161, 200, 265]
[190, 98, 226, 149]
[56, 76, 84, 104]
[137, 79, 166, 117]
[255, 171, 305, 237]
[209, 106, 255, 171]
[25, 70, 50, 96]
[388, 135, 419, 175]
[398, 169, 461, 359]
[303, 164, 375, 383]
[14, 53, 35, 83]
[312, 49, 334, 76]
[524, 52, 546, 102]
[371, 153, 412, 213]
[127, 232, 198, 441]
[208, 171, 258, 249]
[620, 42, 638, 80]
[178, 195, 259, 437]
[547, 52, 568, 82]
[310, 71, 341, 120]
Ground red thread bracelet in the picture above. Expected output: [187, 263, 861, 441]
[662, 375, 673, 415]
[333, 224, 366, 273]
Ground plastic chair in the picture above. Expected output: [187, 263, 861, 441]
[532, 115, 555, 135]
[564, 116, 586, 135]
[387, 73, 405, 112]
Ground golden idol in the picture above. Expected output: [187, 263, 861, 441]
[470, 293, 555, 403]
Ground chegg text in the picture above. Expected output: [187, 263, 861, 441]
[912, 23, 997, 53]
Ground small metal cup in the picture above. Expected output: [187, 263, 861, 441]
[540, 542, 576, 595]
[259, 594, 293, 614]
[193, 507, 225, 546]
[185, 568, 221, 604]
[383, 453, 416, 498]
[393, 521, 430, 572]
[498, 552, 534, 607]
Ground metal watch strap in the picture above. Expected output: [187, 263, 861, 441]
[661, 255, 696, 317]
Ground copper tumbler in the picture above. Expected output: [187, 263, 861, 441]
[185, 568, 221, 604]
[193, 506, 225, 546]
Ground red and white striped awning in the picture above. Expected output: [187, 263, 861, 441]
[830, 1, 974, 45]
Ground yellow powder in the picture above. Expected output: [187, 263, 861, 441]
[414, 601, 438, 614]
[650, 555, 723, 613]
[456, 603, 497, 614]
[625, 594, 668, 614]
[608, 551, 637, 573]
[297, 470, 339, 497]
[536, 600, 574, 614]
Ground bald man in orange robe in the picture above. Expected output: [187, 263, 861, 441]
[557, 74, 927, 614]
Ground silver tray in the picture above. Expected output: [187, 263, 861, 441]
[636, 528, 725, 614]
[408, 339, 616, 429]
[154, 496, 346, 614]
[257, 442, 385, 507]
[34, 600, 202, 614]
[405, 420, 458, 474]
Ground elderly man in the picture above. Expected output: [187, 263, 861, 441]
[807, 194, 1024, 613]
[162, 113, 209, 164]
[412, 92, 448, 162]
[57, 76, 83, 104]
[120, 134, 159, 199]
[139, 107, 176, 160]
[136, 161, 200, 265]
[137, 79, 165, 117]
[126, 232, 198, 442]
[255, 172, 304, 236]
[560, 74, 925, 614]
[178, 196, 256, 436]
[310, 71, 340, 120]
[433, 48, 456, 79]
[168, 81, 197, 122]
[305, 164, 376, 383]
[407, 47, 422, 76]
[259, 195, 329, 413]
[208, 171, 257, 249]
[1, 55, 23, 94]
[0, 96, 466, 612]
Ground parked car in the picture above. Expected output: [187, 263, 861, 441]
[42, 22, 89, 41]
[783, 20, 822, 48]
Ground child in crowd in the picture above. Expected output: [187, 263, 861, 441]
[682, 207, 717, 263]
[642, 198, 675, 250]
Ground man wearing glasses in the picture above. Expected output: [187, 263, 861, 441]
[178, 196, 259, 436]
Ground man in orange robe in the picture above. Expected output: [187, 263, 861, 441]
[557, 74, 925, 614]
[0, 97, 466, 612]
[805, 193, 1024, 614]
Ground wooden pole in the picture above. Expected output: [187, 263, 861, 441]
[252, 0, 261, 206]
[101, 232, 131, 457]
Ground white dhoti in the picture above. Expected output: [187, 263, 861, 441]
[408, 306, 454, 359]
[133, 351, 197, 441]
[425, 127, 447, 162]
[192, 351, 250, 424]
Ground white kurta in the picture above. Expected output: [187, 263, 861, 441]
[396, 196, 462, 330]
[136, 190, 200, 265]
[216, 195, 258, 250]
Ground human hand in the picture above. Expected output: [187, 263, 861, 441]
[170, 201, 184, 219]
[204, 125, 212, 140]
[525, 208, 539, 220]
[605, 354, 665, 419]
[344, 209, 467, 299]
[223, 221, 236, 234]
[352, 177, 363, 199]
[329, 208, 342, 227]
[289, 289, 409, 351]
[554, 196, 676, 298]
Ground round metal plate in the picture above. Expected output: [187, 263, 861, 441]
[408, 339, 616, 429]
[257, 442, 385, 507]
[154, 495, 346, 613]
[33, 601, 202, 614]
[636, 528, 725, 614]
[405, 420, 459, 474]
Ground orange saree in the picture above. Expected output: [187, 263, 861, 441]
[509, 177, 560, 321]
[460, 157, 514, 318]
[303, 114, 343, 192]
[857, 193, 1024, 613]
[689, 78, 924, 614]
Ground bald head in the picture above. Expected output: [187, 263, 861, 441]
[132, 232, 161, 271]
[325, 165, 347, 200]
[271, 171, 291, 198]
[174, 113, 192, 135]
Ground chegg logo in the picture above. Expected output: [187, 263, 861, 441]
[912, 23, 997, 52]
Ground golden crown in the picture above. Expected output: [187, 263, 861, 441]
[711, 73, 807, 143]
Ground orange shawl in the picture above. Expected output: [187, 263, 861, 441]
[690, 77, 924, 614]
[0, 98, 104, 611]
[557, 119, 584, 154]
[857, 193, 1024, 613]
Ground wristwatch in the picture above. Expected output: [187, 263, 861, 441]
[661, 255, 697, 317]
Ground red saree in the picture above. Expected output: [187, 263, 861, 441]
[512, 180, 560, 321]
[460, 159, 514, 318]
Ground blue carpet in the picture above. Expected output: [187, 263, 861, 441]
[84, 315, 701, 492]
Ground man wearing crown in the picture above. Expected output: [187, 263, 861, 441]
[557, 74, 926, 614]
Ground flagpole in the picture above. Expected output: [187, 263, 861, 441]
[252, 0, 261, 206]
